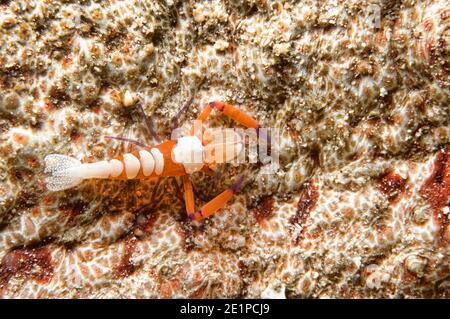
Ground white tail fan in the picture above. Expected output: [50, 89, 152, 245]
[44, 154, 83, 191]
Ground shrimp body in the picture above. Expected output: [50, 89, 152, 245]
[44, 101, 264, 221]
[110, 139, 189, 180]
[45, 136, 206, 191]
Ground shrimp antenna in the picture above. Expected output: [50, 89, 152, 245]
[173, 96, 194, 129]
[137, 101, 161, 143]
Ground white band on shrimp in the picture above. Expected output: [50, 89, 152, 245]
[151, 148, 164, 175]
[123, 153, 140, 179]
[139, 150, 155, 176]
[109, 159, 123, 177]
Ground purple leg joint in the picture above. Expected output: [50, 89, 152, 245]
[230, 175, 246, 194]
[188, 210, 203, 221]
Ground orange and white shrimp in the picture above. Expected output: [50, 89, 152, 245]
[44, 101, 265, 221]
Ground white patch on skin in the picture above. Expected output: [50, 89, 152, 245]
[151, 148, 164, 175]
[172, 135, 204, 174]
[139, 150, 155, 176]
[109, 159, 123, 177]
[123, 153, 141, 179]
[123, 90, 137, 107]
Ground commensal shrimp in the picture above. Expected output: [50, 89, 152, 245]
[44, 101, 266, 221]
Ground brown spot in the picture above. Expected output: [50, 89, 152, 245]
[140, 213, 157, 235]
[112, 236, 137, 278]
[24, 217, 36, 236]
[30, 206, 41, 217]
[62, 54, 73, 69]
[376, 31, 386, 46]
[366, 117, 380, 127]
[410, 91, 426, 110]
[0, 246, 53, 293]
[419, 145, 450, 243]
[378, 169, 408, 203]
[190, 284, 207, 299]
[110, 89, 121, 103]
[160, 279, 179, 299]
[422, 18, 434, 32]
[12, 133, 28, 146]
[390, 113, 403, 125]
[4, 93, 20, 110]
[79, 263, 89, 277]
[363, 86, 374, 99]
[27, 156, 40, 168]
[422, 38, 436, 65]
[44, 97, 53, 111]
[85, 155, 96, 163]
[287, 124, 300, 141]
[83, 250, 93, 262]
[59, 200, 89, 223]
[90, 44, 100, 59]
[43, 195, 55, 205]
[91, 265, 103, 278]
[100, 217, 111, 232]
[70, 130, 82, 144]
[343, 207, 355, 219]
[92, 105, 101, 114]
[290, 182, 319, 245]
[354, 59, 373, 77]
[253, 196, 275, 224]
[120, 34, 134, 54]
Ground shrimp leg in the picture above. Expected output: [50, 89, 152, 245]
[190, 102, 270, 143]
[183, 175, 246, 221]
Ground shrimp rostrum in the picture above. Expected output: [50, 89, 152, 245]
[44, 101, 266, 221]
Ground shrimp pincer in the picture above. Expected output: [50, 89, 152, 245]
[44, 101, 266, 221]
